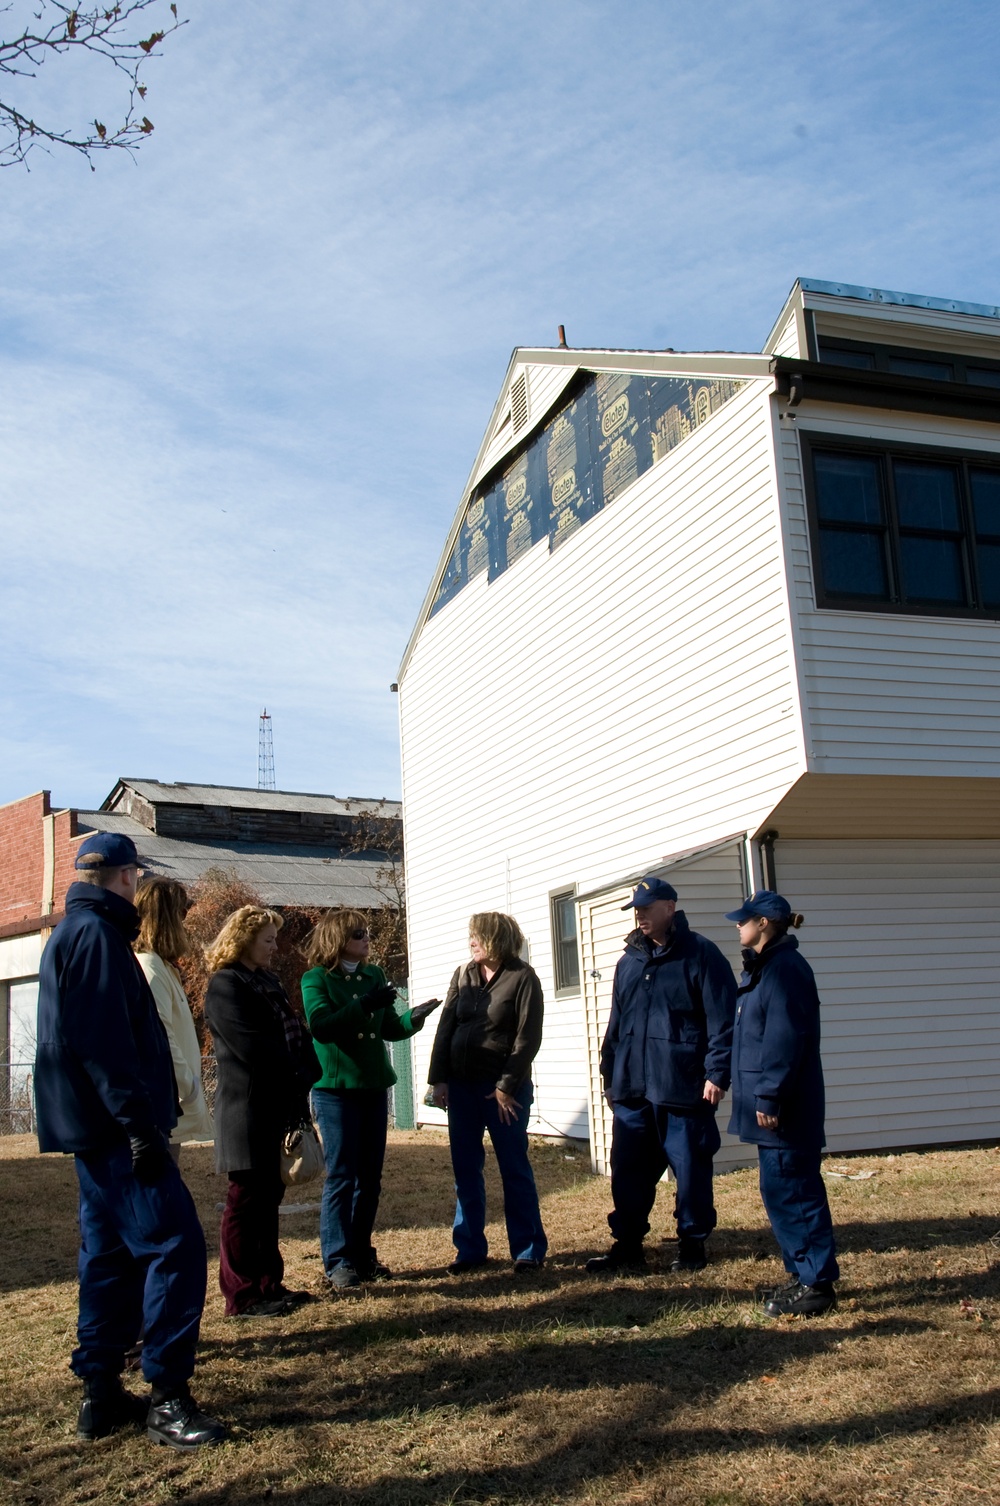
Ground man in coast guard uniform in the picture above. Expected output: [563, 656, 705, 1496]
[34, 832, 226, 1447]
[725, 890, 838, 1317]
[587, 876, 736, 1274]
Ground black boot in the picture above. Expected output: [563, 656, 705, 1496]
[585, 1242, 647, 1274]
[670, 1237, 707, 1273]
[147, 1384, 228, 1450]
[763, 1281, 836, 1318]
[77, 1374, 148, 1440]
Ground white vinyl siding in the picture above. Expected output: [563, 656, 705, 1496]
[775, 839, 1000, 1151]
[777, 407, 1000, 777]
[403, 376, 804, 1137]
[579, 841, 752, 1175]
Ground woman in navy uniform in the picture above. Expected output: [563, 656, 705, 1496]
[724, 890, 838, 1316]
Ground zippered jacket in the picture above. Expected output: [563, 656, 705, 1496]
[34, 883, 177, 1154]
[427, 957, 543, 1095]
[727, 933, 826, 1148]
[601, 912, 736, 1109]
[301, 962, 421, 1091]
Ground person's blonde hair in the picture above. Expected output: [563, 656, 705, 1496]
[469, 911, 524, 965]
[205, 905, 283, 973]
[135, 877, 193, 964]
[305, 909, 369, 969]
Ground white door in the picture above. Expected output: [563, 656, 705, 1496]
[578, 840, 753, 1174]
[7, 978, 39, 1133]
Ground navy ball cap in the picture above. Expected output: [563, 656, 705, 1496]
[724, 889, 792, 923]
[75, 832, 143, 869]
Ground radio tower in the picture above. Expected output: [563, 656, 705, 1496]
[258, 708, 276, 791]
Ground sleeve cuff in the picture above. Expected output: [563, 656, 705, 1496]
[755, 1096, 781, 1115]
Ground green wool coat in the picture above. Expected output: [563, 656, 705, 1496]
[301, 962, 420, 1091]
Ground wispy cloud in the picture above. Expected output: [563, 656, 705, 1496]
[2, 0, 999, 806]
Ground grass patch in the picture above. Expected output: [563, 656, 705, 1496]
[2, 1132, 999, 1503]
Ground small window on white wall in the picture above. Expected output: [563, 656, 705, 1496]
[550, 890, 581, 994]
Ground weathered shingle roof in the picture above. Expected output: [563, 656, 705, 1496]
[105, 779, 400, 818]
[76, 811, 391, 909]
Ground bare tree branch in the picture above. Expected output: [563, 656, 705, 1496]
[0, 1, 185, 168]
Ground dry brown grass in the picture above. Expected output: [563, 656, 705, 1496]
[2, 1131, 999, 1506]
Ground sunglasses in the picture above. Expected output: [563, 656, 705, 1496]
[350, 929, 370, 941]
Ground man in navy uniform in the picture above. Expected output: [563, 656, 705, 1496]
[34, 832, 226, 1447]
[587, 876, 736, 1274]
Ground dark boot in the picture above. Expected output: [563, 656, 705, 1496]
[147, 1385, 228, 1450]
[763, 1281, 836, 1318]
[355, 1248, 392, 1281]
[670, 1237, 707, 1273]
[585, 1242, 647, 1274]
[77, 1374, 148, 1440]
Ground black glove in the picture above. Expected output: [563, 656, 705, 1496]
[129, 1130, 173, 1186]
[408, 998, 442, 1027]
[361, 983, 397, 1015]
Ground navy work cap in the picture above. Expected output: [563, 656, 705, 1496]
[724, 890, 792, 924]
[622, 875, 678, 910]
[74, 832, 144, 869]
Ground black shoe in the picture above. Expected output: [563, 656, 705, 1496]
[760, 1277, 800, 1301]
[273, 1286, 316, 1306]
[670, 1238, 707, 1273]
[229, 1296, 293, 1318]
[763, 1281, 836, 1317]
[147, 1386, 227, 1450]
[447, 1258, 489, 1275]
[77, 1375, 148, 1440]
[355, 1257, 392, 1281]
[327, 1263, 361, 1290]
[513, 1258, 544, 1274]
[585, 1243, 647, 1274]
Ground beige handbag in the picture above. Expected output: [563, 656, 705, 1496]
[280, 1120, 324, 1187]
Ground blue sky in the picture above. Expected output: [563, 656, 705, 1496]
[2, 0, 999, 810]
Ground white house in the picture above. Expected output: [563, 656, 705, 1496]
[397, 278, 1000, 1172]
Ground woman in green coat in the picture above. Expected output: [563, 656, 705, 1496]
[301, 911, 440, 1288]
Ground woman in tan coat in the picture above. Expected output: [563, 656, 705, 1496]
[135, 878, 213, 1160]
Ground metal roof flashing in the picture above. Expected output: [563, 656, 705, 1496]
[799, 278, 1000, 322]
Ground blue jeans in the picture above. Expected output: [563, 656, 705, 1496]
[608, 1099, 721, 1245]
[73, 1143, 207, 1389]
[758, 1146, 839, 1286]
[311, 1088, 388, 1275]
[446, 1078, 547, 1264]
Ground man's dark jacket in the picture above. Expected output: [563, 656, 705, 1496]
[601, 912, 736, 1109]
[727, 933, 826, 1148]
[34, 883, 177, 1154]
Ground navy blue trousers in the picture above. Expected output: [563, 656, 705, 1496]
[758, 1146, 839, 1286]
[73, 1144, 207, 1389]
[608, 1099, 721, 1245]
[311, 1088, 388, 1276]
[447, 1078, 547, 1263]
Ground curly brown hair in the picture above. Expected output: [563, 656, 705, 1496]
[205, 905, 283, 973]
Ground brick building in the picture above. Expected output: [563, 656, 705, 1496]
[0, 778, 402, 1129]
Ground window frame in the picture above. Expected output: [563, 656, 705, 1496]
[817, 336, 1000, 389]
[800, 431, 1000, 621]
[549, 887, 582, 997]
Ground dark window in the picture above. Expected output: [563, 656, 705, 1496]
[887, 355, 954, 382]
[818, 342, 875, 370]
[970, 468, 1000, 606]
[968, 367, 1000, 389]
[817, 338, 1000, 388]
[813, 452, 889, 599]
[804, 436, 1000, 619]
[550, 890, 580, 993]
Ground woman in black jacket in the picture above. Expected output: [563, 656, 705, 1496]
[428, 911, 546, 1275]
[204, 906, 319, 1317]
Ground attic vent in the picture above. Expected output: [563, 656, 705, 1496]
[510, 371, 529, 434]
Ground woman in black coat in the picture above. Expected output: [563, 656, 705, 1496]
[725, 890, 838, 1317]
[204, 906, 319, 1317]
